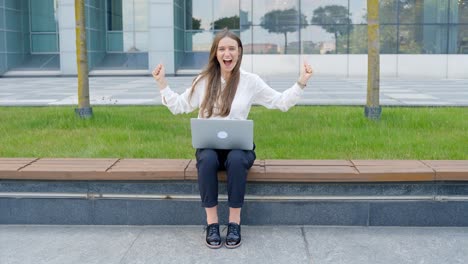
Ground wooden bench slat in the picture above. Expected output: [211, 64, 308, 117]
[109, 159, 190, 171]
[0, 159, 37, 176]
[422, 160, 468, 168]
[263, 166, 358, 182]
[352, 160, 429, 167]
[184, 160, 265, 181]
[0, 158, 465, 182]
[355, 166, 434, 181]
[420, 161, 468, 181]
[265, 160, 352, 166]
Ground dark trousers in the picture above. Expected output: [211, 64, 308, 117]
[195, 148, 256, 208]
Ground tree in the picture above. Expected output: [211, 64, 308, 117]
[211, 15, 239, 30]
[260, 8, 307, 54]
[74, 0, 92, 118]
[311, 5, 352, 54]
[366, 0, 381, 120]
[191, 17, 201, 30]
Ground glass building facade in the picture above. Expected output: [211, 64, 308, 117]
[0, 0, 467, 77]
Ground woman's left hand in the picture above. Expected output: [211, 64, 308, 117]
[298, 61, 314, 88]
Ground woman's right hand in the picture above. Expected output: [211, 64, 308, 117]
[152, 64, 167, 90]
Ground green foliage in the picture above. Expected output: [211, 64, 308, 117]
[260, 8, 308, 54]
[211, 15, 240, 30]
[191, 17, 201, 30]
[0, 106, 466, 160]
[311, 5, 352, 54]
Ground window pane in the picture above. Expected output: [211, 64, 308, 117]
[240, 0, 252, 28]
[380, 25, 398, 53]
[349, 25, 398, 54]
[31, 34, 58, 52]
[303, 0, 349, 25]
[213, 0, 239, 30]
[31, 0, 56, 32]
[185, 31, 213, 51]
[253, 25, 299, 54]
[240, 26, 253, 54]
[399, 0, 448, 24]
[185, 0, 212, 30]
[380, 0, 398, 24]
[399, 25, 448, 54]
[107, 32, 123, 51]
[450, 0, 468, 24]
[301, 25, 347, 54]
[107, 0, 122, 31]
[449, 25, 468, 54]
[253, 0, 299, 25]
[349, 0, 367, 24]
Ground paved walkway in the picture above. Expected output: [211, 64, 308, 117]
[1, 225, 468, 264]
[0, 76, 467, 106]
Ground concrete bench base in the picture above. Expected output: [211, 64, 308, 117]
[1, 158, 467, 226]
[1, 180, 468, 226]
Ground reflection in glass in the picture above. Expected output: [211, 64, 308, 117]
[399, 25, 447, 54]
[253, 0, 298, 25]
[399, 0, 448, 24]
[302, 0, 347, 24]
[259, 9, 307, 54]
[449, 25, 468, 54]
[107, 0, 122, 31]
[240, 27, 253, 54]
[349, 25, 398, 54]
[349, 0, 367, 24]
[30, 0, 56, 32]
[97, 0, 148, 70]
[253, 26, 299, 54]
[380, 0, 398, 24]
[213, 0, 240, 29]
[355, 0, 398, 24]
[449, 0, 468, 24]
[186, 0, 211, 30]
[301, 25, 347, 54]
[185, 31, 213, 51]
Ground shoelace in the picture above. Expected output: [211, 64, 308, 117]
[203, 224, 219, 237]
[208, 225, 218, 236]
[227, 224, 239, 237]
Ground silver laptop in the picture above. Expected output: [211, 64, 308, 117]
[190, 118, 254, 150]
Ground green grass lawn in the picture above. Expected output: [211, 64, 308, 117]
[0, 106, 466, 159]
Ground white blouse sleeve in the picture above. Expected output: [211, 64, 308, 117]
[252, 75, 304, 112]
[159, 81, 201, 115]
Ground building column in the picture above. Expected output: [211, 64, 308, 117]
[58, 0, 77, 75]
[148, 0, 175, 74]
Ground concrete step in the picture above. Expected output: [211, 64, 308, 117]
[1, 180, 468, 226]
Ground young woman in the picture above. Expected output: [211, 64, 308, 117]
[152, 29, 313, 249]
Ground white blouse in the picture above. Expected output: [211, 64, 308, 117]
[160, 69, 304, 120]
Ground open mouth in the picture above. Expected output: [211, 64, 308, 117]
[223, 59, 233, 68]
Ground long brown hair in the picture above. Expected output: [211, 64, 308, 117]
[190, 29, 243, 118]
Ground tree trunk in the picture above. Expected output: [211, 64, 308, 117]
[335, 32, 338, 54]
[75, 0, 92, 118]
[365, 0, 381, 120]
[284, 32, 288, 54]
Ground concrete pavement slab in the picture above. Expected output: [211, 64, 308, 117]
[1, 225, 468, 264]
[304, 226, 468, 264]
[119, 226, 309, 264]
[0, 225, 143, 264]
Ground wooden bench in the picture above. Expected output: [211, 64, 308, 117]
[1, 158, 467, 182]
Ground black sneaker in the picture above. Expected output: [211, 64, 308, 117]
[225, 222, 241, 249]
[205, 223, 222, 249]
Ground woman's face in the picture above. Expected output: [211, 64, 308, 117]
[216, 37, 240, 76]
